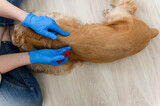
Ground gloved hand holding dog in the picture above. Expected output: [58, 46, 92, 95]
[22, 12, 70, 40]
[28, 46, 71, 66]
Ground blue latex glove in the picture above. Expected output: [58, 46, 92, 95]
[22, 12, 69, 40]
[28, 46, 71, 66]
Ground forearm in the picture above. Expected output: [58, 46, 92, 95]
[0, 52, 31, 74]
[0, 0, 27, 22]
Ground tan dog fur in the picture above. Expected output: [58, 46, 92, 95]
[12, 0, 159, 75]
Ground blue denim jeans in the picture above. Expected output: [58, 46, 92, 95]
[0, 0, 23, 26]
[0, 41, 43, 106]
[0, 0, 43, 106]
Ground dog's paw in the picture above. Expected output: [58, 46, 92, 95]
[103, 9, 110, 17]
[103, 6, 113, 17]
[119, 0, 137, 15]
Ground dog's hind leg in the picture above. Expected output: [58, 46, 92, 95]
[103, 0, 136, 29]
[104, 0, 137, 22]
[104, 0, 124, 17]
[104, 0, 137, 17]
[110, 0, 137, 13]
[118, 0, 137, 15]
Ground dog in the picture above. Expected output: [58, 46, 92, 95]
[12, 0, 159, 75]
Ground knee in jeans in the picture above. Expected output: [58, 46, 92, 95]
[1, 92, 43, 106]
[16, 91, 43, 106]
[27, 92, 43, 106]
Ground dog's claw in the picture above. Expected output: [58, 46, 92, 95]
[103, 9, 111, 17]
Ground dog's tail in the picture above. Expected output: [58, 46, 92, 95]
[151, 28, 159, 38]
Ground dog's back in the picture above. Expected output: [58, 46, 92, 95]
[63, 14, 159, 63]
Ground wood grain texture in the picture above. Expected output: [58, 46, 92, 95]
[19, 0, 160, 106]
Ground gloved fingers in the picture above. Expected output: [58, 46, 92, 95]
[61, 57, 68, 64]
[54, 57, 68, 66]
[52, 55, 65, 62]
[40, 30, 57, 40]
[48, 29, 58, 34]
[51, 31, 57, 35]
[59, 57, 68, 65]
[57, 46, 71, 55]
[50, 26, 70, 36]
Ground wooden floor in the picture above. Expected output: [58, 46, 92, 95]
[20, 0, 160, 106]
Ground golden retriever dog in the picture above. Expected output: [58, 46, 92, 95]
[12, 0, 159, 75]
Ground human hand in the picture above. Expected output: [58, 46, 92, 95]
[28, 46, 71, 66]
[22, 12, 69, 40]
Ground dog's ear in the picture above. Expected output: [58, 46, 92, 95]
[105, 14, 133, 26]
